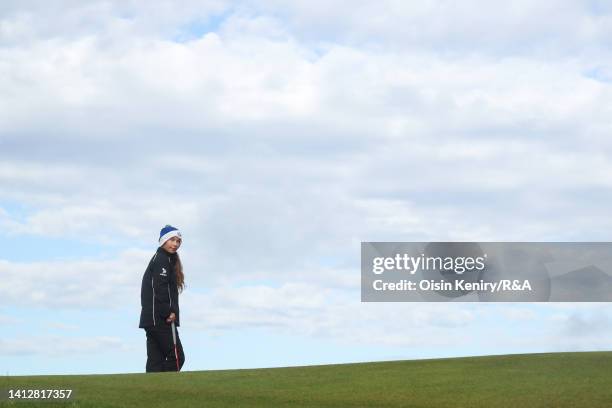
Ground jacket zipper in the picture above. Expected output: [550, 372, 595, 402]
[168, 257, 173, 311]
[151, 277, 156, 326]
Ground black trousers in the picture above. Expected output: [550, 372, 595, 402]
[144, 323, 185, 372]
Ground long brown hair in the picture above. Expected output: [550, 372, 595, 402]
[175, 253, 185, 293]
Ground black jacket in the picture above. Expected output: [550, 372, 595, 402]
[139, 247, 180, 328]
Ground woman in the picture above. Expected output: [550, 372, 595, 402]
[139, 225, 186, 372]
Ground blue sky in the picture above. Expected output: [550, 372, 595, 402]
[1, 0, 612, 376]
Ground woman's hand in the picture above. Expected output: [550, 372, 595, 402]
[166, 312, 176, 323]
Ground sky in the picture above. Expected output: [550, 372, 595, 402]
[1, 0, 612, 376]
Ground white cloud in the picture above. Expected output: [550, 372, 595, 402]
[44, 322, 80, 330]
[1, 0, 612, 365]
[0, 250, 149, 309]
[500, 307, 537, 321]
[182, 284, 480, 347]
[181, 284, 612, 350]
[248, 0, 612, 58]
[0, 1, 230, 43]
[0, 335, 132, 356]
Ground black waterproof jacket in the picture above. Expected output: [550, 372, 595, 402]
[139, 247, 180, 328]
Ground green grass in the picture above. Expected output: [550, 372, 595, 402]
[2, 352, 611, 407]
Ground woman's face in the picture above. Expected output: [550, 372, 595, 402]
[162, 236, 182, 253]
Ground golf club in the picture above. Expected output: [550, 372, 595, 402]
[171, 321, 180, 372]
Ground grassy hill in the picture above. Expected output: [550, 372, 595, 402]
[2, 351, 611, 407]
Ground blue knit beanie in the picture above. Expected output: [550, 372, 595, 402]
[159, 225, 182, 246]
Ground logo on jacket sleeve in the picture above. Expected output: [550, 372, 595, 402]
[160, 268, 167, 276]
